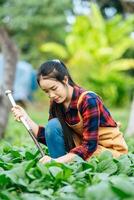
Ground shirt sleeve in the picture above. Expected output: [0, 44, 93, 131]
[70, 96, 100, 160]
[36, 126, 46, 145]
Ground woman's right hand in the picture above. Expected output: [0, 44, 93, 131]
[11, 105, 39, 137]
[11, 105, 28, 122]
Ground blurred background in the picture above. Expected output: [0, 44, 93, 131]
[0, 0, 134, 151]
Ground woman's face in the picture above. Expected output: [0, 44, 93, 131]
[39, 77, 68, 103]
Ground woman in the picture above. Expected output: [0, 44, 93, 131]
[12, 60, 128, 163]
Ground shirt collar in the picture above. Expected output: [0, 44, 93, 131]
[69, 85, 85, 109]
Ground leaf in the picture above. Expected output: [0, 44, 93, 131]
[97, 159, 117, 175]
[1, 162, 30, 187]
[40, 42, 68, 59]
[26, 168, 36, 180]
[1, 154, 13, 163]
[11, 150, 22, 158]
[36, 162, 49, 175]
[49, 166, 63, 179]
[110, 176, 134, 198]
[52, 163, 73, 181]
[97, 151, 113, 161]
[40, 188, 54, 198]
[107, 59, 134, 72]
[58, 185, 74, 193]
[25, 151, 37, 160]
[75, 168, 92, 179]
[0, 191, 20, 200]
[116, 154, 132, 175]
[92, 173, 109, 184]
[2, 142, 12, 154]
[85, 182, 117, 200]
[0, 174, 11, 188]
[128, 153, 134, 165]
[81, 161, 95, 171]
[20, 193, 45, 200]
[0, 161, 13, 170]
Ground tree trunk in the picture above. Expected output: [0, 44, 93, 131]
[0, 27, 18, 139]
[120, 0, 134, 13]
[126, 96, 134, 136]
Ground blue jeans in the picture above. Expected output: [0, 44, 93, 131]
[45, 118, 67, 158]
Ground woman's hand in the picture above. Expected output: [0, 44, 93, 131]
[39, 153, 77, 164]
[11, 105, 28, 122]
[39, 155, 52, 164]
[55, 153, 76, 163]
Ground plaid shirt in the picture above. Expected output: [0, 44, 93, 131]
[37, 86, 117, 160]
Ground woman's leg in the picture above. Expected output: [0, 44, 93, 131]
[45, 118, 66, 158]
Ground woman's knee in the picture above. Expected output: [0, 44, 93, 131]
[45, 118, 63, 138]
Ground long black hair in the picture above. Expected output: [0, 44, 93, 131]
[37, 60, 76, 152]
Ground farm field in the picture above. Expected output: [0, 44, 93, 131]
[0, 1, 134, 199]
[0, 105, 134, 200]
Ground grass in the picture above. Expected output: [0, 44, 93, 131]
[3, 103, 49, 146]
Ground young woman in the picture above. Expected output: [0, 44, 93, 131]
[11, 60, 128, 163]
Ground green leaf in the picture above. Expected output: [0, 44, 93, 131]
[0, 161, 13, 170]
[85, 182, 117, 200]
[49, 166, 63, 179]
[0, 191, 20, 200]
[97, 151, 113, 161]
[107, 59, 134, 72]
[58, 185, 74, 193]
[92, 173, 109, 184]
[128, 153, 134, 165]
[97, 159, 117, 174]
[20, 193, 45, 200]
[40, 188, 54, 198]
[25, 150, 38, 160]
[116, 154, 132, 175]
[110, 176, 134, 198]
[2, 142, 13, 154]
[1, 162, 31, 187]
[0, 174, 11, 188]
[36, 162, 49, 175]
[40, 42, 68, 59]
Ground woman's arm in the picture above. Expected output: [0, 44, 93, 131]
[54, 153, 76, 163]
[69, 96, 100, 160]
[23, 115, 39, 137]
[11, 105, 39, 137]
[39, 153, 76, 164]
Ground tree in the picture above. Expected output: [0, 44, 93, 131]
[94, 0, 124, 17]
[40, 3, 134, 106]
[0, 27, 18, 139]
[0, 0, 73, 65]
[120, 0, 134, 14]
[0, 0, 73, 138]
[81, 0, 134, 17]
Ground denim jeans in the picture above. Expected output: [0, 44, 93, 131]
[45, 118, 67, 158]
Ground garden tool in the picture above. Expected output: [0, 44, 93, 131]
[5, 90, 45, 158]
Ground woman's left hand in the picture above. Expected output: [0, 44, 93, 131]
[39, 153, 76, 164]
[39, 155, 52, 164]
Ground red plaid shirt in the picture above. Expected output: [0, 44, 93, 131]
[37, 86, 117, 160]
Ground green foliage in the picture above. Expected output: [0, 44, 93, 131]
[0, 0, 73, 65]
[0, 105, 133, 199]
[0, 144, 134, 199]
[41, 3, 134, 106]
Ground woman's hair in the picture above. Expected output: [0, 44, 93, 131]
[37, 59, 75, 87]
[37, 60, 76, 152]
